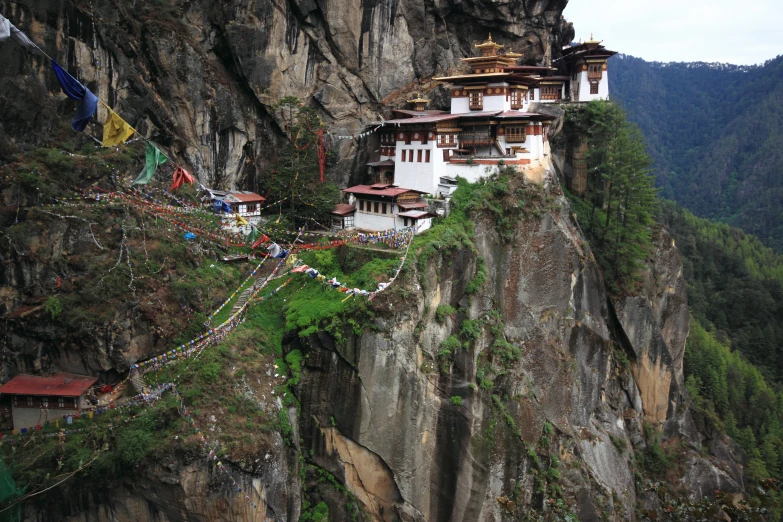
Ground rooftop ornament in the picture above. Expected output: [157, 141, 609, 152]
[475, 33, 504, 57]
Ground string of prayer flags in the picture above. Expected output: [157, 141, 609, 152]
[51, 60, 98, 131]
[134, 142, 167, 185]
[1, 16, 43, 54]
[251, 234, 271, 249]
[234, 214, 249, 227]
[170, 166, 195, 191]
[102, 107, 135, 146]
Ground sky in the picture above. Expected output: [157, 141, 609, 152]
[563, 0, 783, 65]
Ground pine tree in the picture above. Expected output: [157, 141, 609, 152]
[260, 97, 340, 227]
[567, 100, 659, 293]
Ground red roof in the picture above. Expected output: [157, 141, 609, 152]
[391, 109, 447, 117]
[225, 192, 266, 204]
[0, 373, 98, 397]
[343, 184, 425, 197]
[331, 204, 356, 216]
[397, 210, 434, 219]
[366, 159, 395, 167]
[383, 114, 461, 125]
[495, 111, 549, 119]
[398, 201, 428, 210]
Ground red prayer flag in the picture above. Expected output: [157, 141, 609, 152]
[170, 166, 195, 191]
[251, 234, 270, 249]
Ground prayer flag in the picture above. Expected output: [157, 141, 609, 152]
[251, 234, 270, 249]
[0, 15, 10, 42]
[133, 142, 167, 185]
[170, 166, 194, 191]
[234, 214, 249, 226]
[102, 108, 135, 146]
[2, 19, 43, 54]
[51, 61, 98, 131]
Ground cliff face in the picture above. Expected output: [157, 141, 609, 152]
[0, 0, 572, 189]
[290, 193, 740, 521]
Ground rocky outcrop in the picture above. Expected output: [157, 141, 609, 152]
[289, 190, 738, 521]
[22, 450, 295, 522]
[0, 0, 572, 189]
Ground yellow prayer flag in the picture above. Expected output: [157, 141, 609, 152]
[234, 214, 249, 226]
[102, 108, 135, 147]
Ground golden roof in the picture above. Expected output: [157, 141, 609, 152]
[475, 33, 504, 55]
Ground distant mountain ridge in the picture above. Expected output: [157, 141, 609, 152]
[609, 53, 783, 250]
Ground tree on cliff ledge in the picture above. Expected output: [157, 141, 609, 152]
[566, 101, 658, 293]
[259, 97, 339, 227]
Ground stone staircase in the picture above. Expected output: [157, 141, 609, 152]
[130, 371, 147, 394]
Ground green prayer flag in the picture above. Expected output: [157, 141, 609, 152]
[133, 142, 167, 185]
[246, 226, 262, 245]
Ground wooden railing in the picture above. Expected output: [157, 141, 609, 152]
[459, 131, 491, 147]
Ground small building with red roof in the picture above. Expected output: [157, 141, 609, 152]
[336, 184, 434, 233]
[0, 372, 97, 429]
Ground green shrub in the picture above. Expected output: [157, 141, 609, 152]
[200, 362, 222, 383]
[466, 257, 487, 295]
[449, 396, 463, 406]
[45, 296, 63, 319]
[116, 428, 155, 467]
[460, 319, 482, 341]
[438, 335, 462, 357]
[435, 304, 456, 323]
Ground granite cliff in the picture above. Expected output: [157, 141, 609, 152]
[0, 0, 572, 189]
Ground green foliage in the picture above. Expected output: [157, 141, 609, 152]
[44, 296, 63, 319]
[438, 335, 462, 359]
[199, 362, 222, 383]
[435, 304, 456, 323]
[260, 97, 340, 225]
[460, 319, 482, 342]
[612, 54, 783, 251]
[466, 257, 487, 295]
[449, 396, 463, 406]
[659, 200, 783, 383]
[565, 101, 658, 293]
[285, 349, 304, 386]
[116, 428, 155, 467]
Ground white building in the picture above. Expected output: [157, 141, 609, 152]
[355, 35, 616, 197]
[563, 37, 616, 102]
[0, 373, 97, 430]
[336, 184, 433, 233]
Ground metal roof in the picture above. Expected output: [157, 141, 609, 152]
[0, 373, 98, 397]
[383, 114, 461, 125]
[224, 192, 266, 203]
[331, 204, 357, 216]
[366, 159, 396, 167]
[397, 210, 433, 219]
[343, 185, 425, 197]
[390, 109, 446, 117]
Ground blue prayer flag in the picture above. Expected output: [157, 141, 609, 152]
[51, 60, 98, 131]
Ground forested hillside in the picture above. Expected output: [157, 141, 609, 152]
[659, 201, 783, 498]
[611, 54, 783, 250]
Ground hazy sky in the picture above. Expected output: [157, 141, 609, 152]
[563, 0, 783, 65]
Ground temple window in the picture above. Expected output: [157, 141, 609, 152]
[437, 134, 456, 147]
[408, 150, 414, 162]
[417, 150, 422, 162]
[590, 82, 599, 95]
[425, 150, 431, 162]
[541, 85, 562, 101]
[510, 89, 523, 109]
[505, 126, 526, 143]
[469, 91, 483, 110]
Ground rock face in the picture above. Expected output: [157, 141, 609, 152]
[0, 0, 572, 189]
[290, 194, 740, 521]
[22, 451, 295, 522]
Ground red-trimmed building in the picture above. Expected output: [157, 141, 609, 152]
[357, 35, 616, 196]
[0, 373, 97, 429]
[337, 184, 434, 232]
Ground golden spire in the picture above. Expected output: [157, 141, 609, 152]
[475, 33, 504, 56]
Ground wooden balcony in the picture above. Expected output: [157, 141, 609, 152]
[459, 132, 491, 147]
[587, 71, 603, 80]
